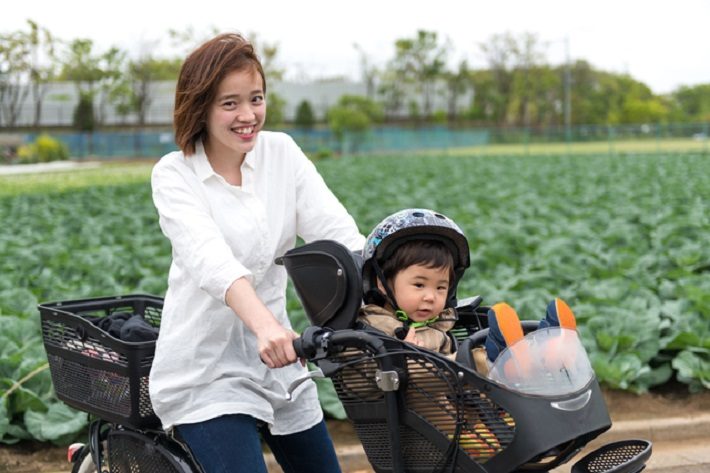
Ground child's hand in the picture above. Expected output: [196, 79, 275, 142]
[404, 327, 422, 346]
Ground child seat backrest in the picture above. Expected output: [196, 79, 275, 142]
[276, 240, 363, 330]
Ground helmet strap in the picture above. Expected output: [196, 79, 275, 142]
[372, 259, 401, 314]
[395, 309, 440, 328]
[364, 288, 387, 307]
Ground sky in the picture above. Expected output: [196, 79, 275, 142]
[3, 0, 710, 94]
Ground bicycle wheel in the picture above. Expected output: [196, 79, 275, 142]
[70, 446, 98, 473]
[71, 419, 108, 473]
[107, 428, 196, 473]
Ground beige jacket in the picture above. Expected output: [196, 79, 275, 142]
[357, 304, 458, 355]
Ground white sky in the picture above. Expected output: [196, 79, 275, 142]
[3, 0, 710, 94]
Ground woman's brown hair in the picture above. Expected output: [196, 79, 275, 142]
[173, 33, 266, 155]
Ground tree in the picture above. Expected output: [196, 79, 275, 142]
[622, 97, 669, 124]
[127, 53, 181, 128]
[508, 63, 560, 128]
[469, 69, 507, 124]
[377, 68, 406, 121]
[250, 34, 284, 84]
[506, 32, 546, 127]
[567, 60, 601, 125]
[354, 43, 378, 99]
[58, 38, 103, 130]
[562, 61, 645, 125]
[672, 84, 710, 122]
[108, 80, 136, 125]
[391, 30, 448, 118]
[599, 74, 663, 124]
[327, 95, 383, 153]
[443, 60, 470, 122]
[73, 90, 95, 132]
[0, 30, 31, 127]
[60, 38, 103, 94]
[477, 32, 551, 127]
[264, 92, 286, 128]
[26, 20, 58, 128]
[168, 25, 220, 57]
[95, 46, 128, 125]
[478, 32, 517, 125]
[294, 100, 315, 129]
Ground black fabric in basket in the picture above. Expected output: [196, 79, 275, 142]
[90, 312, 159, 342]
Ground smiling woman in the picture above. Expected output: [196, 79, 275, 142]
[148, 32, 365, 473]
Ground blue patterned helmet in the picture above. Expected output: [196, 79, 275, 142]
[362, 208, 470, 306]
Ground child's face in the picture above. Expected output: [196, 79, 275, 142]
[205, 68, 266, 159]
[388, 264, 450, 322]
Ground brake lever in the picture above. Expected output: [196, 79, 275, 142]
[285, 367, 325, 400]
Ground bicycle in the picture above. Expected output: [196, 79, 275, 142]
[40, 270, 652, 472]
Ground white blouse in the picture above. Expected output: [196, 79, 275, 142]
[149, 131, 365, 432]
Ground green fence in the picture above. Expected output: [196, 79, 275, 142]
[2, 122, 708, 160]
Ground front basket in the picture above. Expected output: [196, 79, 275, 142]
[38, 294, 164, 429]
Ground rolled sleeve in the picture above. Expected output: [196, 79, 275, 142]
[293, 148, 365, 251]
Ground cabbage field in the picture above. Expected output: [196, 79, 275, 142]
[1, 151, 709, 444]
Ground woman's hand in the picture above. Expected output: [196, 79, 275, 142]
[225, 277, 300, 369]
[256, 322, 299, 369]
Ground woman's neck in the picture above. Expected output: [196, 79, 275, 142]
[204, 142, 245, 186]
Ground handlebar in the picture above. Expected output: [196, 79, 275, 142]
[292, 295, 487, 361]
[287, 326, 389, 400]
[293, 326, 388, 360]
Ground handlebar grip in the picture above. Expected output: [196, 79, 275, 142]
[293, 326, 388, 361]
[292, 336, 307, 359]
[293, 326, 325, 359]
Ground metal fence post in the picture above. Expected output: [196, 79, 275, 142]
[607, 124, 614, 156]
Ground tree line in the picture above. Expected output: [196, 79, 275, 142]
[1, 21, 709, 134]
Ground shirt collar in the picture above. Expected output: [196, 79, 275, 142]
[192, 141, 216, 182]
[191, 139, 258, 182]
[243, 137, 258, 170]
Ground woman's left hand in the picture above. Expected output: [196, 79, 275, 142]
[225, 277, 300, 369]
[256, 323, 299, 369]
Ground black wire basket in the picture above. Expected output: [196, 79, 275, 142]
[39, 294, 164, 429]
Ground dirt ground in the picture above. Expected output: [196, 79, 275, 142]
[1, 384, 709, 473]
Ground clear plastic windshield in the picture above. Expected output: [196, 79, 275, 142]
[487, 327, 595, 396]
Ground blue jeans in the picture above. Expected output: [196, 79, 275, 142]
[175, 414, 342, 473]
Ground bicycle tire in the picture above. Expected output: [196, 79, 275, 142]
[107, 428, 196, 473]
[70, 446, 98, 473]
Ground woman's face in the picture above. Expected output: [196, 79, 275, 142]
[205, 68, 266, 159]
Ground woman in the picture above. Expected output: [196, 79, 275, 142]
[149, 32, 365, 473]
